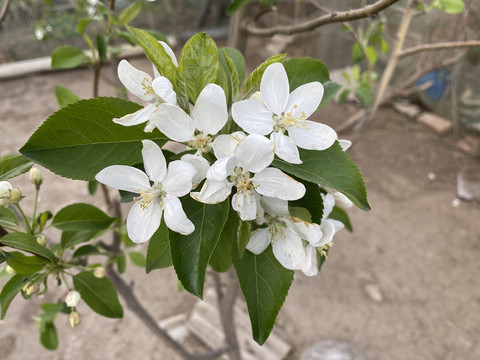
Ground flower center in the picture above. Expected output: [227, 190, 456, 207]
[265, 214, 287, 243]
[135, 183, 166, 210]
[141, 77, 155, 97]
[228, 167, 256, 194]
[272, 105, 308, 133]
[188, 133, 212, 153]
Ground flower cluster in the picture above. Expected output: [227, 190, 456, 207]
[95, 43, 350, 274]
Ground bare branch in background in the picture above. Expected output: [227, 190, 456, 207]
[399, 40, 480, 57]
[0, 0, 11, 24]
[242, 0, 401, 36]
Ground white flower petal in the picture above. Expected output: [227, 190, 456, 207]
[150, 103, 195, 142]
[163, 195, 194, 235]
[260, 196, 289, 216]
[333, 191, 353, 210]
[162, 160, 196, 197]
[152, 77, 176, 105]
[181, 154, 210, 187]
[260, 63, 289, 115]
[142, 140, 167, 183]
[253, 168, 305, 200]
[96, 165, 150, 193]
[271, 131, 302, 164]
[339, 139, 352, 152]
[118, 60, 155, 101]
[287, 120, 337, 151]
[246, 228, 271, 255]
[234, 134, 274, 173]
[191, 179, 232, 204]
[301, 245, 318, 277]
[316, 219, 335, 247]
[232, 190, 257, 221]
[321, 193, 335, 219]
[159, 41, 178, 66]
[285, 82, 324, 119]
[206, 157, 234, 182]
[291, 218, 323, 245]
[330, 219, 345, 233]
[232, 99, 275, 135]
[212, 131, 246, 159]
[113, 103, 156, 127]
[272, 226, 305, 270]
[127, 201, 162, 243]
[193, 84, 228, 135]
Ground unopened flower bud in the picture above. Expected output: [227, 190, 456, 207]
[333, 191, 353, 210]
[25, 283, 40, 295]
[69, 311, 81, 328]
[93, 267, 105, 279]
[65, 290, 81, 307]
[36, 235, 47, 246]
[5, 265, 15, 274]
[9, 188, 23, 205]
[0, 181, 13, 207]
[249, 91, 264, 105]
[29, 167, 43, 187]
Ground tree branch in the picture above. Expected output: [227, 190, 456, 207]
[399, 40, 480, 58]
[242, 0, 401, 36]
[0, 0, 11, 25]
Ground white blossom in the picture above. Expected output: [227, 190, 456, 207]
[96, 140, 196, 243]
[191, 134, 305, 221]
[66, 290, 81, 307]
[232, 62, 337, 164]
[0, 181, 13, 207]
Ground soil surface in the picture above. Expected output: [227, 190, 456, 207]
[1, 45, 480, 360]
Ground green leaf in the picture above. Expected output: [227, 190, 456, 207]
[0, 251, 13, 265]
[119, 1, 143, 25]
[329, 206, 353, 232]
[283, 57, 340, 109]
[170, 197, 229, 298]
[244, 54, 286, 98]
[60, 230, 97, 249]
[272, 142, 370, 211]
[77, 18, 92, 35]
[96, 34, 108, 63]
[52, 203, 113, 232]
[88, 180, 98, 195]
[126, 26, 177, 87]
[352, 43, 364, 63]
[0, 274, 27, 319]
[146, 221, 172, 273]
[223, 47, 245, 85]
[226, 0, 252, 15]
[178, 33, 219, 104]
[338, 89, 350, 105]
[20, 97, 168, 180]
[114, 253, 127, 274]
[37, 211, 53, 232]
[288, 207, 312, 223]
[0, 207, 18, 227]
[55, 85, 80, 108]
[129, 251, 146, 268]
[6, 252, 48, 274]
[209, 208, 238, 272]
[289, 181, 324, 224]
[72, 271, 123, 318]
[432, 0, 464, 14]
[51, 46, 89, 69]
[233, 246, 294, 345]
[215, 63, 230, 105]
[365, 46, 377, 66]
[354, 83, 373, 107]
[222, 48, 240, 102]
[1, 232, 57, 265]
[0, 154, 34, 181]
[72, 244, 102, 258]
[40, 322, 58, 350]
[237, 220, 251, 259]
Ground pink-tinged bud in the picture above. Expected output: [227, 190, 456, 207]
[9, 188, 23, 205]
[93, 267, 105, 279]
[69, 311, 81, 328]
[65, 290, 81, 307]
[36, 235, 47, 246]
[0, 181, 13, 207]
[26, 284, 40, 295]
[29, 167, 43, 187]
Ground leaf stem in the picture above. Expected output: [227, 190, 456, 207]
[31, 187, 40, 234]
[15, 204, 32, 234]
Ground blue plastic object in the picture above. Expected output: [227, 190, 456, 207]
[415, 69, 451, 101]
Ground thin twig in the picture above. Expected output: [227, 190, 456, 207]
[242, 0, 400, 36]
[399, 40, 480, 57]
[0, 0, 11, 24]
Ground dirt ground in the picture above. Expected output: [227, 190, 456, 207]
[1, 43, 480, 360]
